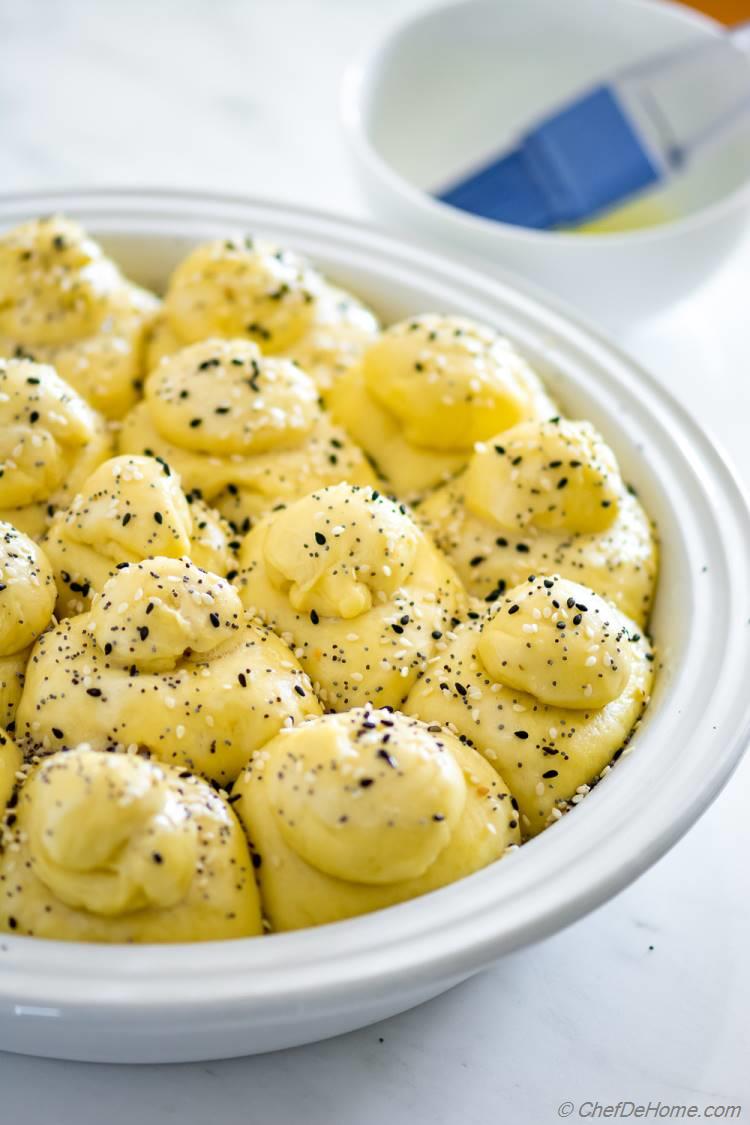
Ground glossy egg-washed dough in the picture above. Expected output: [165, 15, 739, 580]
[0, 356, 113, 539]
[145, 236, 379, 390]
[233, 708, 520, 930]
[238, 483, 466, 710]
[406, 575, 654, 836]
[16, 556, 321, 784]
[418, 418, 657, 626]
[327, 314, 559, 499]
[0, 521, 57, 728]
[0, 217, 159, 418]
[0, 217, 659, 942]
[119, 338, 375, 532]
[44, 454, 235, 616]
[0, 745, 262, 941]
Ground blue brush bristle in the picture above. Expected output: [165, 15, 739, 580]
[436, 85, 662, 229]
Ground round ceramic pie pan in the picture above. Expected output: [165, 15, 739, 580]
[0, 188, 748, 1064]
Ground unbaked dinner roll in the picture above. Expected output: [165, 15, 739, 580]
[16, 556, 321, 784]
[327, 314, 558, 499]
[145, 236, 378, 390]
[0, 522, 57, 727]
[0, 356, 113, 539]
[233, 707, 520, 930]
[0, 216, 160, 418]
[237, 483, 466, 709]
[418, 418, 657, 626]
[119, 338, 375, 532]
[405, 574, 654, 836]
[0, 746, 262, 941]
[44, 454, 234, 616]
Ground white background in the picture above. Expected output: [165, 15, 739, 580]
[1, 1, 748, 1121]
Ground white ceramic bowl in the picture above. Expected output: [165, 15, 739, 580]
[0, 188, 749, 1064]
[341, 0, 750, 325]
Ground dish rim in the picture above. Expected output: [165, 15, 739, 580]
[0, 186, 749, 1016]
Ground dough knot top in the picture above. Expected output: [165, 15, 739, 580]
[477, 575, 633, 710]
[363, 315, 534, 451]
[263, 484, 420, 620]
[146, 338, 319, 455]
[0, 216, 122, 346]
[466, 418, 621, 533]
[163, 237, 321, 351]
[89, 556, 243, 674]
[263, 708, 468, 884]
[26, 748, 198, 916]
[0, 520, 56, 656]
[0, 357, 107, 510]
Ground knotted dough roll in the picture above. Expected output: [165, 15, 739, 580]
[327, 314, 558, 499]
[44, 454, 234, 616]
[119, 338, 375, 532]
[418, 418, 657, 626]
[0, 217, 160, 418]
[145, 236, 378, 390]
[0, 745, 262, 941]
[16, 556, 321, 784]
[237, 483, 466, 709]
[0, 521, 57, 727]
[405, 574, 654, 836]
[0, 356, 113, 539]
[233, 707, 520, 930]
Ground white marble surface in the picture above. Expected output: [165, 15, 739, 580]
[1, 0, 748, 1119]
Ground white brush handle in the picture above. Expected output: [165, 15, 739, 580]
[613, 25, 750, 172]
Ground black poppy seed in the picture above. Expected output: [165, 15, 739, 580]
[209, 612, 220, 628]
[138, 626, 149, 641]
[514, 730, 529, 740]
[542, 769, 559, 779]
[294, 685, 305, 697]
[238, 673, 247, 687]
[485, 582, 505, 603]
[314, 532, 326, 545]
[310, 609, 320, 625]
[508, 604, 520, 615]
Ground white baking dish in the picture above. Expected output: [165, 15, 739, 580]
[0, 188, 748, 1064]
